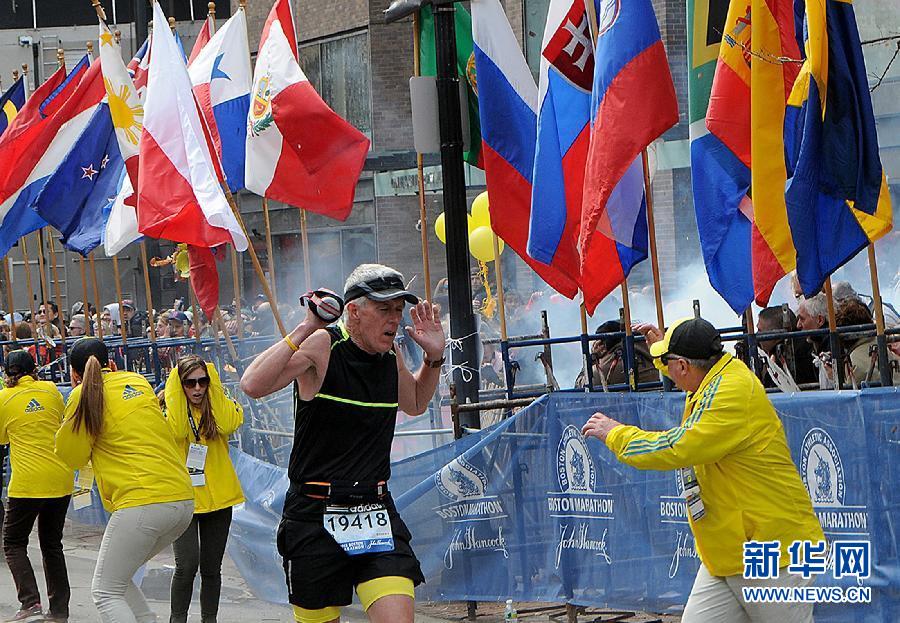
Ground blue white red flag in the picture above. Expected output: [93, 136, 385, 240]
[0, 57, 104, 257]
[33, 103, 124, 256]
[471, 0, 578, 297]
[189, 9, 252, 192]
[579, 0, 677, 313]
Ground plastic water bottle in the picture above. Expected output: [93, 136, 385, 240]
[504, 599, 518, 620]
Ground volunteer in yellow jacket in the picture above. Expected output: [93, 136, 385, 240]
[55, 338, 193, 623]
[0, 350, 74, 622]
[164, 355, 244, 623]
[582, 318, 824, 623]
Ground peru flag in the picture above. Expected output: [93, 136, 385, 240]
[137, 2, 247, 251]
[245, 0, 369, 220]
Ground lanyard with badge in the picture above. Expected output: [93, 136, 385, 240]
[323, 502, 394, 556]
[72, 464, 95, 510]
[186, 405, 208, 487]
[678, 466, 705, 522]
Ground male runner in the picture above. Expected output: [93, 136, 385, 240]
[241, 264, 445, 623]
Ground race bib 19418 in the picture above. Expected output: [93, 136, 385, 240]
[323, 503, 394, 556]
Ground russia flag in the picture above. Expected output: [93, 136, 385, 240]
[471, 0, 578, 298]
[189, 9, 252, 193]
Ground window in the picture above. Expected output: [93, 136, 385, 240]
[298, 32, 372, 141]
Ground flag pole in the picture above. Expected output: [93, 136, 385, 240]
[140, 243, 157, 344]
[490, 232, 507, 341]
[866, 244, 892, 386]
[641, 149, 665, 329]
[20, 238, 41, 349]
[89, 253, 104, 338]
[111, 254, 129, 350]
[213, 307, 239, 363]
[413, 11, 432, 297]
[823, 277, 843, 389]
[262, 199, 278, 305]
[300, 209, 312, 292]
[230, 246, 243, 338]
[4, 256, 17, 338]
[79, 256, 93, 335]
[46, 231, 69, 372]
[220, 183, 287, 337]
[208, 2, 217, 34]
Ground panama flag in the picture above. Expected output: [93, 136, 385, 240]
[137, 2, 247, 251]
[470, 0, 578, 297]
[579, 0, 678, 313]
[189, 9, 252, 192]
[0, 58, 104, 257]
[245, 0, 369, 220]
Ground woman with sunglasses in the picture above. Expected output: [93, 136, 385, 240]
[164, 355, 244, 623]
[55, 338, 194, 623]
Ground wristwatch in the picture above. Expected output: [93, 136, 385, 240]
[424, 355, 446, 368]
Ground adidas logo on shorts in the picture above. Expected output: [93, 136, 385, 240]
[122, 384, 143, 400]
[24, 398, 44, 413]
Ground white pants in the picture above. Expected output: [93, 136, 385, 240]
[682, 563, 815, 623]
[92, 500, 194, 623]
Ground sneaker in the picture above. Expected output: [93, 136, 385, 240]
[4, 604, 42, 622]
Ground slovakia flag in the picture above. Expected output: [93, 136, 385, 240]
[245, 0, 369, 220]
[189, 9, 252, 193]
[471, 0, 578, 297]
[579, 0, 677, 313]
[137, 2, 247, 251]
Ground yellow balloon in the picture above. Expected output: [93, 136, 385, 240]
[471, 191, 491, 229]
[434, 212, 446, 244]
[469, 225, 504, 262]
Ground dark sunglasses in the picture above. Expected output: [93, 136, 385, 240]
[183, 377, 210, 389]
[659, 354, 685, 364]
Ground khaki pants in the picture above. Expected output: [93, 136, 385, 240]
[682, 563, 815, 623]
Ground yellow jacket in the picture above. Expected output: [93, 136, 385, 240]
[165, 363, 244, 514]
[56, 370, 193, 513]
[605, 353, 824, 577]
[0, 377, 74, 498]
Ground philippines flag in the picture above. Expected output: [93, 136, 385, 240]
[579, 0, 678, 313]
[189, 9, 252, 193]
[470, 0, 578, 297]
[245, 0, 369, 220]
[137, 2, 247, 250]
[0, 58, 104, 257]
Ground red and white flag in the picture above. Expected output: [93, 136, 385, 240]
[137, 2, 247, 251]
[245, 0, 369, 220]
[188, 16, 212, 65]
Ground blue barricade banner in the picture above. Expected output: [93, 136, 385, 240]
[69, 388, 900, 621]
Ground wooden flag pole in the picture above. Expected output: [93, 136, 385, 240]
[111, 254, 129, 348]
[213, 308, 239, 363]
[823, 277, 843, 389]
[46, 233, 68, 366]
[220, 184, 287, 337]
[140, 243, 157, 343]
[491, 233, 508, 341]
[187, 275, 204, 347]
[230, 246, 243, 338]
[413, 12, 432, 297]
[34, 230, 51, 315]
[641, 149, 665, 329]
[79, 256, 93, 335]
[300, 209, 312, 293]
[4, 256, 17, 338]
[866, 244, 892, 386]
[20, 238, 40, 348]
[262, 199, 278, 305]
[88, 253, 104, 339]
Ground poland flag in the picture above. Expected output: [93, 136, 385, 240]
[137, 2, 247, 251]
[245, 0, 369, 221]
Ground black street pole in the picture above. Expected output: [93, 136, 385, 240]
[432, 0, 480, 429]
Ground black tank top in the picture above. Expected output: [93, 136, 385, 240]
[287, 324, 399, 489]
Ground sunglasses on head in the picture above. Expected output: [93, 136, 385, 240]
[659, 354, 685, 364]
[183, 377, 210, 389]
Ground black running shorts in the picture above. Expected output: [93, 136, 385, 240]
[277, 495, 424, 610]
